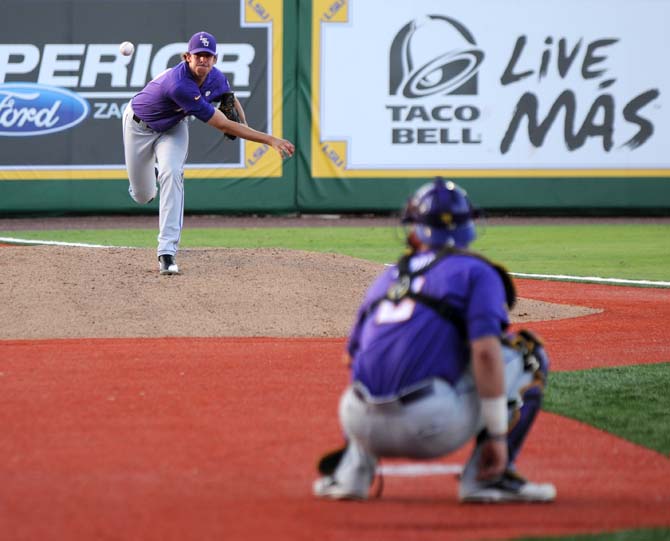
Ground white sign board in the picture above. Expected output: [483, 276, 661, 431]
[312, 0, 669, 177]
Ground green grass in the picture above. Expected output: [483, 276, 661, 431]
[2, 224, 670, 281]
[514, 527, 670, 541]
[544, 363, 670, 455]
[0, 226, 405, 263]
[474, 224, 670, 281]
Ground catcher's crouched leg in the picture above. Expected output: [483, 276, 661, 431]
[505, 330, 550, 465]
[313, 386, 378, 500]
[459, 336, 555, 503]
[313, 440, 376, 500]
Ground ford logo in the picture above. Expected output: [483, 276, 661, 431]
[0, 83, 89, 136]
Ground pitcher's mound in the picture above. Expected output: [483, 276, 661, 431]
[2, 246, 599, 339]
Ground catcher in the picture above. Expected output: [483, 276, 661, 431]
[313, 178, 556, 503]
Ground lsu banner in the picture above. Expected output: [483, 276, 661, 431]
[312, 0, 669, 178]
[0, 0, 286, 181]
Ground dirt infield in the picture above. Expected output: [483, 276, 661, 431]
[1, 245, 599, 340]
[1, 232, 669, 540]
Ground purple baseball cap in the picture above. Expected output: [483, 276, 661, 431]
[188, 31, 217, 55]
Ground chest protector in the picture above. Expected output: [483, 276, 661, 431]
[366, 247, 516, 338]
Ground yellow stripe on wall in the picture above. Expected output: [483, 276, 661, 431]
[2, 167, 669, 182]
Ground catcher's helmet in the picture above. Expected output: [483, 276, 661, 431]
[401, 177, 479, 249]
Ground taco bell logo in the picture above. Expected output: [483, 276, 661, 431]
[0, 83, 89, 136]
[386, 15, 484, 145]
[389, 15, 484, 98]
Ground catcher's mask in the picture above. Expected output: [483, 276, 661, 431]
[401, 177, 479, 249]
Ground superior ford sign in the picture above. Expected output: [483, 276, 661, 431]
[0, 83, 89, 136]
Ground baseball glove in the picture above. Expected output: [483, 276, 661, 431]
[502, 329, 546, 379]
[218, 91, 240, 140]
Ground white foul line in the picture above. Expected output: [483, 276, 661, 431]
[510, 272, 670, 288]
[0, 237, 128, 249]
[384, 264, 670, 288]
[2, 238, 669, 288]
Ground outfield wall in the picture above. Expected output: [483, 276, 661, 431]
[0, 0, 668, 215]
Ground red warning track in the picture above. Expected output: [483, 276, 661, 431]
[1, 280, 669, 541]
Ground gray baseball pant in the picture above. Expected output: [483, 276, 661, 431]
[333, 346, 534, 489]
[122, 104, 188, 257]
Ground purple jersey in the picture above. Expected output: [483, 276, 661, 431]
[347, 251, 509, 396]
[131, 61, 231, 132]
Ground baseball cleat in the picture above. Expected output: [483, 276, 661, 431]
[158, 254, 179, 275]
[312, 476, 368, 501]
[459, 469, 556, 503]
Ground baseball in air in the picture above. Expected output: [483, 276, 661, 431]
[119, 41, 135, 56]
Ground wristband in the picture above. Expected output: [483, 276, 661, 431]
[481, 396, 508, 437]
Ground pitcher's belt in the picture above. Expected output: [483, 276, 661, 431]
[132, 114, 151, 129]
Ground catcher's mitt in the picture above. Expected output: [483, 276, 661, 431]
[218, 91, 240, 140]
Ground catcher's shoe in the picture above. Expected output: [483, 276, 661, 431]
[158, 254, 179, 275]
[312, 475, 368, 501]
[459, 469, 556, 503]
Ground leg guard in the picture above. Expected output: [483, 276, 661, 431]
[505, 331, 550, 466]
[507, 377, 543, 464]
[459, 332, 556, 502]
